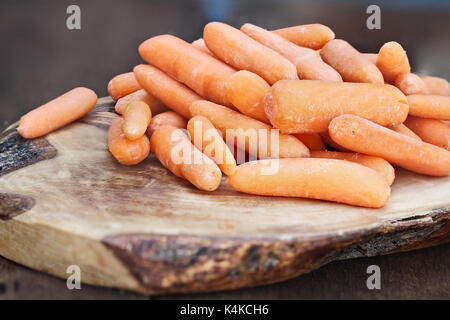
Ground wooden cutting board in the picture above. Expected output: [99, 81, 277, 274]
[0, 97, 449, 295]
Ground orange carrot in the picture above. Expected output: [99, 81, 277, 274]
[241, 23, 342, 82]
[390, 123, 421, 140]
[394, 73, 426, 95]
[150, 125, 222, 191]
[187, 115, 237, 175]
[329, 114, 450, 176]
[134, 64, 202, 118]
[122, 101, 152, 140]
[138, 35, 235, 107]
[189, 100, 310, 159]
[227, 158, 390, 208]
[146, 111, 187, 138]
[108, 118, 150, 165]
[18, 87, 98, 139]
[407, 94, 450, 120]
[310, 150, 395, 185]
[107, 72, 141, 101]
[265, 80, 408, 133]
[320, 39, 384, 84]
[115, 89, 167, 115]
[376, 41, 410, 83]
[272, 24, 335, 50]
[293, 133, 325, 151]
[191, 38, 214, 56]
[203, 22, 298, 85]
[421, 76, 450, 96]
[319, 131, 350, 152]
[404, 116, 450, 150]
[362, 53, 378, 64]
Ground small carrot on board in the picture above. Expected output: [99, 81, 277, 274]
[187, 115, 237, 175]
[147, 111, 187, 138]
[421, 76, 450, 96]
[107, 72, 141, 101]
[376, 41, 410, 83]
[138, 35, 235, 107]
[122, 101, 152, 140]
[189, 100, 310, 159]
[241, 23, 342, 82]
[404, 116, 450, 150]
[362, 53, 378, 64]
[108, 118, 150, 166]
[191, 38, 214, 56]
[265, 80, 408, 133]
[272, 24, 335, 50]
[390, 123, 421, 140]
[226, 158, 390, 208]
[134, 64, 202, 119]
[115, 89, 167, 115]
[310, 150, 395, 185]
[293, 133, 325, 151]
[407, 95, 450, 120]
[203, 22, 298, 85]
[18, 87, 98, 139]
[150, 125, 222, 191]
[329, 114, 450, 176]
[320, 39, 384, 84]
[394, 73, 426, 95]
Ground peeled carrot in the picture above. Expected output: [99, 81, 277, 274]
[133, 64, 202, 119]
[139, 35, 235, 107]
[272, 24, 335, 50]
[407, 94, 450, 120]
[265, 80, 408, 133]
[390, 123, 421, 140]
[203, 22, 298, 85]
[147, 111, 187, 138]
[363, 53, 378, 64]
[320, 39, 384, 84]
[191, 38, 214, 56]
[319, 131, 349, 152]
[310, 150, 395, 185]
[241, 23, 342, 82]
[226, 158, 390, 208]
[115, 89, 167, 115]
[329, 114, 450, 176]
[150, 125, 222, 191]
[422, 76, 450, 96]
[294, 133, 325, 151]
[18, 87, 98, 139]
[394, 73, 426, 95]
[122, 101, 152, 140]
[376, 41, 410, 83]
[189, 100, 310, 159]
[187, 115, 237, 175]
[404, 116, 450, 150]
[107, 72, 141, 101]
[108, 118, 150, 165]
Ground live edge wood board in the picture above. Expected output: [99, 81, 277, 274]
[0, 97, 449, 295]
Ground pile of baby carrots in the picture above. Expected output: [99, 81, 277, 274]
[17, 22, 450, 208]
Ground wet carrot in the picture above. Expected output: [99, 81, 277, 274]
[107, 72, 141, 101]
[139, 35, 235, 107]
[394, 73, 426, 95]
[404, 116, 450, 150]
[272, 24, 335, 50]
[376, 41, 410, 83]
[115, 89, 167, 115]
[150, 125, 222, 191]
[422, 76, 450, 96]
[265, 80, 408, 133]
[320, 39, 384, 84]
[390, 123, 421, 140]
[18, 87, 98, 139]
[191, 38, 214, 56]
[189, 100, 310, 159]
[203, 22, 298, 85]
[146, 111, 187, 138]
[108, 118, 150, 165]
[407, 94, 450, 120]
[329, 114, 450, 176]
[363, 53, 378, 64]
[293, 133, 325, 151]
[187, 115, 237, 175]
[134, 64, 202, 119]
[241, 23, 342, 82]
[226, 158, 390, 208]
[122, 101, 152, 140]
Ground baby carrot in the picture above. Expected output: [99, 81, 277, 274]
[191, 38, 214, 56]
[107, 72, 141, 101]
[293, 133, 325, 151]
[272, 24, 335, 50]
[329, 114, 450, 176]
[376, 41, 410, 83]
[319, 131, 350, 152]
[390, 123, 421, 140]
[150, 125, 222, 191]
[139, 35, 235, 107]
[394, 73, 426, 95]
[133, 64, 202, 119]
[108, 118, 150, 166]
[422, 76, 450, 96]
[189, 100, 310, 159]
[146, 111, 187, 138]
[203, 22, 298, 85]
[240, 23, 342, 82]
[310, 150, 395, 185]
[122, 101, 152, 140]
[115, 89, 167, 115]
[226, 158, 390, 208]
[265, 80, 408, 133]
[320, 39, 384, 84]
[407, 94, 450, 120]
[18, 87, 98, 139]
[404, 116, 450, 150]
[187, 115, 237, 175]
[362, 53, 378, 64]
